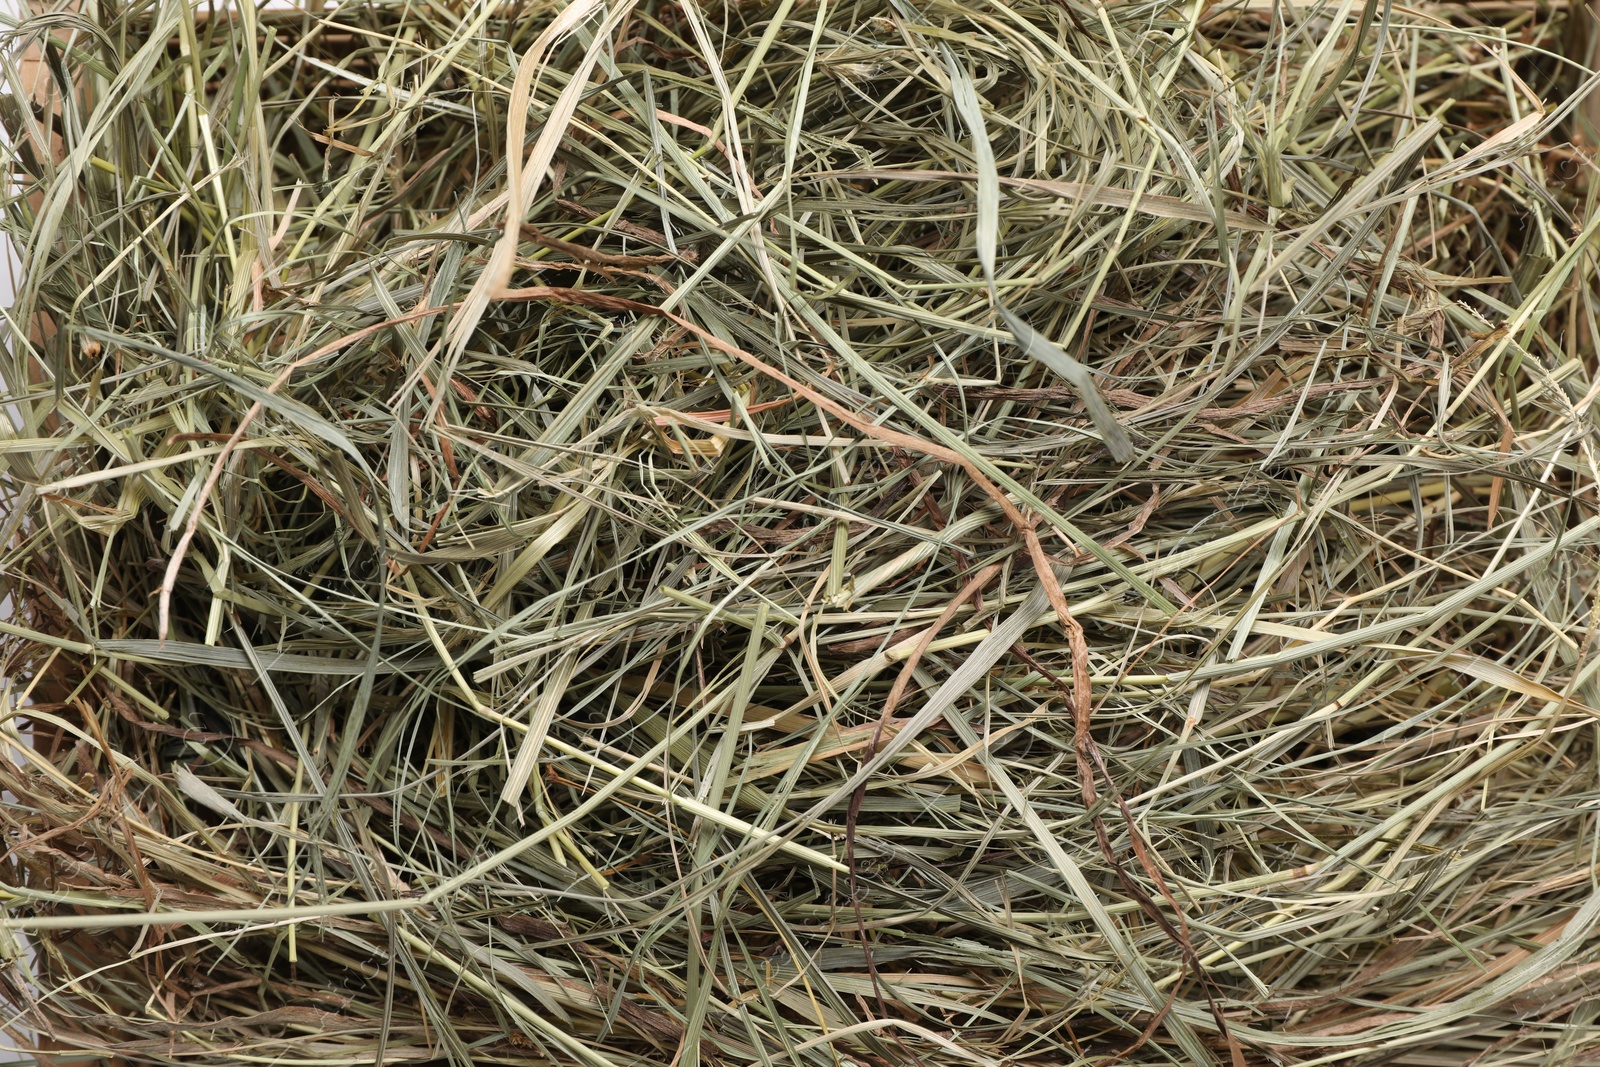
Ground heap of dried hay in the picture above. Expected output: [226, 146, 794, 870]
[1, 0, 1599, 1063]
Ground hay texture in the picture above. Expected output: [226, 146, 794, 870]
[2, 0, 1600, 1064]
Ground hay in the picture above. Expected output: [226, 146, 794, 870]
[0, 0, 1598, 1063]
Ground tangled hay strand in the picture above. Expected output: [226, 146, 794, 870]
[1, 0, 1599, 1063]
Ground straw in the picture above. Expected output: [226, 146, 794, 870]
[0, 0, 1598, 1063]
